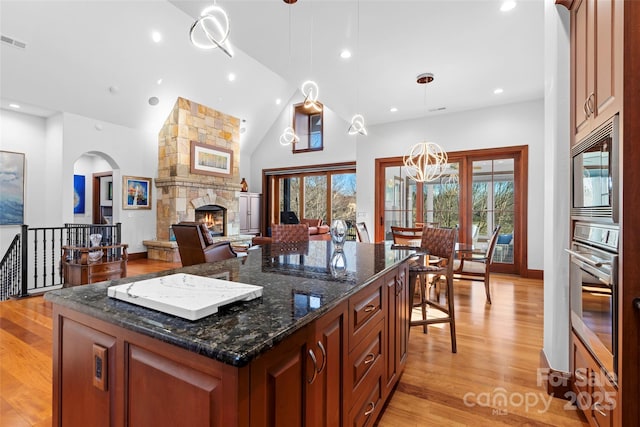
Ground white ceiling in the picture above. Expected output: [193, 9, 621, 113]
[0, 0, 544, 155]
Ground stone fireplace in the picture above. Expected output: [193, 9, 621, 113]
[144, 97, 242, 261]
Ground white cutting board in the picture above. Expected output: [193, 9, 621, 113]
[107, 273, 263, 321]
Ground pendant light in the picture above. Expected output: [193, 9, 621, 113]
[403, 73, 448, 182]
[348, 0, 368, 136]
[189, 4, 234, 58]
[279, 4, 300, 146]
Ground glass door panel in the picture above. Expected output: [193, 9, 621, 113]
[303, 175, 327, 220]
[423, 162, 460, 228]
[279, 177, 300, 220]
[383, 165, 409, 240]
[331, 172, 357, 239]
[471, 159, 515, 264]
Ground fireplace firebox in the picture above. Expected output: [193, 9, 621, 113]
[195, 205, 226, 236]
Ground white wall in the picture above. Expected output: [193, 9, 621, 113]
[0, 109, 49, 253]
[72, 154, 112, 224]
[1, 109, 159, 255]
[356, 99, 545, 270]
[543, 1, 571, 372]
[248, 92, 356, 193]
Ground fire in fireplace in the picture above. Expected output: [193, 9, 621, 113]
[194, 205, 226, 236]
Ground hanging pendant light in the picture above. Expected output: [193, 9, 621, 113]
[403, 73, 448, 182]
[348, 0, 367, 136]
[403, 142, 448, 182]
[301, 80, 322, 112]
[189, 4, 234, 58]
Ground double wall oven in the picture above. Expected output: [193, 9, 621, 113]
[567, 114, 619, 378]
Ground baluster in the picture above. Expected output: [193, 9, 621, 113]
[58, 228, 64, 285]
[50, 228, 56, 285]
[33, 229, 38, 287]
[42, 229, 47, 288]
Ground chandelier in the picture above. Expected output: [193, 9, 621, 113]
[403, 142, 448, 182]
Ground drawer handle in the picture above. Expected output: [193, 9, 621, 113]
[364, 401, 375, 417]
[363, 353, 375, 365]
[307, 349, 318, 384]
[594, 402, 607, 417]
[364, 304, 376, 313]
[316, 341, 326, 374]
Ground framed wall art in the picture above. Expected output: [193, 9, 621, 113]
[73, 174, 85, 214]
[190, 141, 233, 177]
[0, 151, 25, 225]
[123, 176, 152, 210]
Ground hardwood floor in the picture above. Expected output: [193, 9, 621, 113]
[0, 260, 587, 426]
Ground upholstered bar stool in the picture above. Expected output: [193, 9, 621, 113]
[408, 227, 458, 353]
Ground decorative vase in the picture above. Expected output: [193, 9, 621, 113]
[330, 249, 347, 278]
[330, 219, 347, 250]
[88, 233, 103, 263]
[240, 178, 248, 192]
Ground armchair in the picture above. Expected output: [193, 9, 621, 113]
[172, 222, 237, 267]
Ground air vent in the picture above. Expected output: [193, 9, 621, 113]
[1, 34, 27, 49]
[429, 107, 447, 112]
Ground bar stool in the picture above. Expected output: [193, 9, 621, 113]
[408, 227, 458, 353]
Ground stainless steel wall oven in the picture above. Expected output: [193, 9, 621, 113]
[571, 114, 619, 223]
[566, 222, 619, 377]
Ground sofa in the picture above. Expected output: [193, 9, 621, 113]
[252, 219, 331, 246]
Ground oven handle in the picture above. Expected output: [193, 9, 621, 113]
[564, 248, 607, 268]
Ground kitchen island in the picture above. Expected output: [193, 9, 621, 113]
[46, 240, 413, 427]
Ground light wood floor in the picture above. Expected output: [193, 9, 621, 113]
[0, 260, 587, 426]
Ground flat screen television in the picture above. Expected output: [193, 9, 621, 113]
[280, 211, 300, 224]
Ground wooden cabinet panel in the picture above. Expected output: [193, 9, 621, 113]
[127, 345, 224, 427]
[250, 327, 308, 427]
[383, 265, 409, 395]
[58, 318, 116, 427]
[239, 193, 261, 235]
[571, 0, 622, 144]
[348, 374, 383, 427]
[346, 318, 383, 409]
[349, 282, 383, 349]
[307, 301, 348, 427]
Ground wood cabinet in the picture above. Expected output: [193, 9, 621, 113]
[570, 0, 622, 144]
[250, 301, 348, 427]
[52, 261, 409, 427]
[239, 193, 261, 235]
[62, 244, 128, 286]
[571, 333, 618, 427]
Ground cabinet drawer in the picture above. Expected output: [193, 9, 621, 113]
[348, 374, 383, 427]
[572, 343, 590, 411]
[349, 283, 383, 348]
[348, 319, 383, 397]
[591, 370, 615, 427]
[91, 261, 123, 274]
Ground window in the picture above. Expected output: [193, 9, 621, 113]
[292, 102, 323, 153]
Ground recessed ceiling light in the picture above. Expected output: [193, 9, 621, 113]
[275, 98, 282, 105]
[151, 31, 162, 43]
[9, 103, 20, 109]
[157, 78, 163, 85]
[228, 73, 236, 82]
[148, 96, 159, 106]
[500, 1, 516, 12]
[390, 107, 398, 113]
[494, 88, 504, 94]
[340, 49, 352, 59]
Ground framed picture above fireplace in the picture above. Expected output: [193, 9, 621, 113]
[190, 141, 233, 177]
[123, 176, 152, 210]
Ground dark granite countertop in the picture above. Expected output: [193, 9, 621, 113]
[45, 241, 413, 367]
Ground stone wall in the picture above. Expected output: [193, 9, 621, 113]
[155, 97, 241, 241]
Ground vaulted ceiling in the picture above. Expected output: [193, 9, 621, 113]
[0, 0, 544, 155]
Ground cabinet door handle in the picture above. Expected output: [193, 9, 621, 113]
[363, 353, 375, 365]
[587, 92, 595, 115]
[364, 304, 376, 313]
[364, 401, 376, 416]
[594, 402, 607, 417]
[396, 279, 404, 295]
[583, 98, 590, 117]
[307, 349, 318, 384]
[316, 341, 326, 374]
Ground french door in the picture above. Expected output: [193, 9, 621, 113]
[375, 146, 527, 275]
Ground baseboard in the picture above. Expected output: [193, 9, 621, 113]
[539, 349, 572, 399]
[526, 269, 543, 280]
[128, 252, 147, 261]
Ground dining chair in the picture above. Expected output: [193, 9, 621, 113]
[271, 223, 309, 243]
[453, 225, 501, 304]
[355, 222, 371, 243]
[391, 226, 423, 247]
[408, 226, 458, 353]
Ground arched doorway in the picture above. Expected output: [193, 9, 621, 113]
[72, 151, 120, 225]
